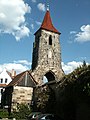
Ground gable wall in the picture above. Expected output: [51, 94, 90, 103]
[0, 70, 12, 85]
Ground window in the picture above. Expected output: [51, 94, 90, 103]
[1, 78, 3, 83]
[5, 78, 8, 83]
[49, 35, 52, 45]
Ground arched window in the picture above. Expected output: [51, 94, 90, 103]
[43, 71, 55, 83]
[49, 35, 52, 45]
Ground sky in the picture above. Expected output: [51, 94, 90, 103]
[0, 0, 90, 74]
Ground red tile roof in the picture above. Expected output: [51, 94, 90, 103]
[0, 84, 6, 87]
[41, 10, 60, 34]
[7, 70, 37, 87]
[35, 10, 60, 35]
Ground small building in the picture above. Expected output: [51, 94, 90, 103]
[1, 70, 37, 111]
[0, 69, 15, 104]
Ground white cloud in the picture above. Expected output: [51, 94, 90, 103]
[0, 13, 6, 18]
[37, 3, 46, 12]
[14, 26, 30, 41]
[75, 25, 90, 42]
[30, 24, 34, 29]
[70, 31, 77, 34]
[35, 21, 41, 26]
[0, 0, 31, 41]
[0, 60, 31, 74]
[62, 61, 83, 74]
[31, 0, 36, 3]
[0, 60, 89, 75]
[14, 60, 31, 66]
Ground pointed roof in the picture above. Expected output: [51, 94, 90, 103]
[7, 70, 38, 87]
[35, 10, 60, 35]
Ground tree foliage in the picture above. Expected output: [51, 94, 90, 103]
[12, 103, 32, 119]
[33, 85, 56, 113]
[33, 64, 90, 119]
[34, 85, 50, 111]
[59, 64, 90, 96]
[0, 109, 8, 118]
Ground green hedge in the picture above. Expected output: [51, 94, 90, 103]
[0, 109, 8, 118]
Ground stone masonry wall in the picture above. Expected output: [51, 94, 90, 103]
[11, 86, 33, 111]
[32, 29, 64, 84]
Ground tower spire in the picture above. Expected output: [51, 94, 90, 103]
[34, 1, 60, 35]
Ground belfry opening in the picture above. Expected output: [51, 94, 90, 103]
[49, 35, 52, 45]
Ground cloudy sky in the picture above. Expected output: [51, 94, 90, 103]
[0, 0, 90, 74]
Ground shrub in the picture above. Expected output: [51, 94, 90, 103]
[12, 103, 32, 119]
[0, 109, 8, 118]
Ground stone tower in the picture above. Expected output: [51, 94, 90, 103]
[31, 8, 64, 84]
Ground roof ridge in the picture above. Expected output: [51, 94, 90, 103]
[27, 71, 38, 85]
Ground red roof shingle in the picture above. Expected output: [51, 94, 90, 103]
[0, 84, 6, 87]
[35, 10, 60, 35]
[41, 10, 60, 34]
[7, 70, 37, 87]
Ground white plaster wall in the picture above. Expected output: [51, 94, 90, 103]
[0, 69, 12, 85]
[0, 69, 12, 103]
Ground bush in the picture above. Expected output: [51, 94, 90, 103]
[0, 103, 32, 119]
[12, 103, 32, 119]
[0, 109, 8, 118]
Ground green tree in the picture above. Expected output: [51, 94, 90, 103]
[34, 85, 56, 113]
[83, 60, 86, 67]
[0, 109, 8, 118]
[35, 86, 50, 112]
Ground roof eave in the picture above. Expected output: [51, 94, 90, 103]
[34, 28, 61, 35]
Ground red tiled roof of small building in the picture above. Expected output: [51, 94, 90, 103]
[0, 84, 6, 87]
[7, 70, 37, 87]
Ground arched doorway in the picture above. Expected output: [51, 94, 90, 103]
[43, 71, 55, 83]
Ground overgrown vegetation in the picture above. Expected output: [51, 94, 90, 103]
[33, 63, 90, 120]
[34, 85, 56, 113]
[0, 63, 90, 119]
[61, 63, 90, 97]
[0, 109, 9, 118]
[57, 64, 90, 120]
[0, 103, 32, 119]
[12, 103, 32, 119]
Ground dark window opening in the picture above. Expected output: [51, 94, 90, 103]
[49, 35, 52, 45]
[43, 71, 55, 83]
[5, 78, 8, 83]
[1, 78, 3, 83]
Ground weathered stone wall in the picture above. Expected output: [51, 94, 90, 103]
[11, 86, 33, 111]
[32, 29, 64, 84]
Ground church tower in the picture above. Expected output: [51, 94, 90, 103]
[31, 7, 64, 84]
